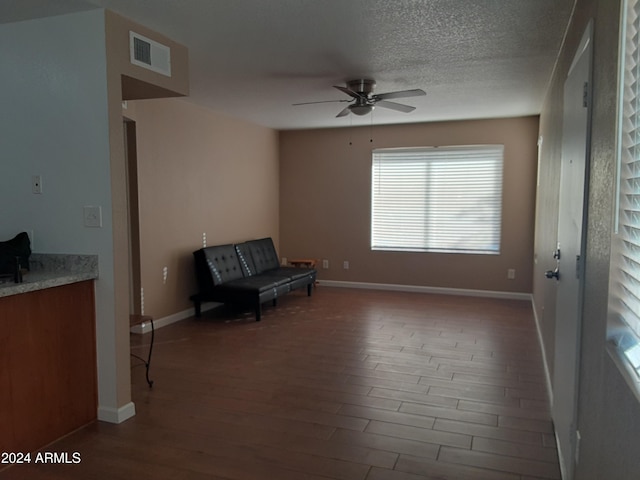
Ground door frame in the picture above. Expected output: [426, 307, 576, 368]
[123, 117, 142, 316]
[551, 20, 593, 480]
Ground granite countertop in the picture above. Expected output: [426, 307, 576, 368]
[0, 253, 98, 298]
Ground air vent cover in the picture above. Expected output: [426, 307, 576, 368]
[129, 31, 171, 77]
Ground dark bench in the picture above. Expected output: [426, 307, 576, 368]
[190, 237, 316, 321]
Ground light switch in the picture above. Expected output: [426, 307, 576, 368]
[83, 206, 102, 227]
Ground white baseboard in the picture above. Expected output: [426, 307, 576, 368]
[97, 401, 136, 424]
[130, 302, 222, 334]
[318, 279, 532, 301]
[129, 282, 531, 336]
[555, 430, 568, 480]
[528, 299, 562, 478]
[129, 308, 191, 334]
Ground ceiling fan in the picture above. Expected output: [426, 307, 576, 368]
[293, 79, 426, 117]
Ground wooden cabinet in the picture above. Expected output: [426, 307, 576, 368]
[0, 280, 97, 453]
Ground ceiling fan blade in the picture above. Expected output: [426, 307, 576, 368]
[373, 89, 426, 101]
[333, 85, 365, 99]
[375, 100, 416, 113]
[336, 106, 351, 117]
[292, 99, 350, 106]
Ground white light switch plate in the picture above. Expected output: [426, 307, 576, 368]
[83, 206, 102, 227]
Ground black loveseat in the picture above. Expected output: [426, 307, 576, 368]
[190, 237, 317, 321]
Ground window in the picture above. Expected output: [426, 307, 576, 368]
[610, 0, 640, 378]
[371, 145, 504, 254]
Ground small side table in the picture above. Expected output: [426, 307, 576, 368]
[289, 258, 318, 286]
[130, 314, 154, 387]
[288, 258, 317, 269]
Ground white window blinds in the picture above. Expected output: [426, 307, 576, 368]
[371, 145, 504, 254]
[610, 0, 640, 375]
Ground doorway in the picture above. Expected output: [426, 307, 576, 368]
[124, 118, 142, 317]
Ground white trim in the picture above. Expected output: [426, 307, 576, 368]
[531, 301, 554, 406]
[567, 20, 593, 77]
[97, 401, 136, 424]
[540, 0, 578, 112]
[555, 430, 568, 480]
[531, 301, 560, 477]
[317, 280, 531, 301]
[130, 302, 222, 334]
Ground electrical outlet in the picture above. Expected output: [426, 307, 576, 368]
[343, 260, 350, 270]
[507, 268, 516, 279]
[281, 256, 288, 266]
[322, 259, 329, 269]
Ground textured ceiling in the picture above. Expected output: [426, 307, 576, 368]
[1, 0, 574, 130]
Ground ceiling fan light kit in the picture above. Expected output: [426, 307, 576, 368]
[293, 78, 426, 118]
[350, 104, 374, 116]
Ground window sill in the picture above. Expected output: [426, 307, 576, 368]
[606, 341, 640, 405]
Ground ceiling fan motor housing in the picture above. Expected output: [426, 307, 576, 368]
[346, 79, 376, 114]
[347, 79, 376, 95]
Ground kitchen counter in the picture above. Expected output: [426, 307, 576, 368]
[0, 253, 98, 298]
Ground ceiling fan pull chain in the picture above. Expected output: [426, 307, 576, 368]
[370, 111, 374, 143]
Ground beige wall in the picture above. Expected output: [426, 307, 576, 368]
[534, 0, 640, 478]
[280, 117, 538, 294]
[124, 98, 280, 319]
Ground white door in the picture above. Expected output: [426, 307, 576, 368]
[549, 22, 592, 480]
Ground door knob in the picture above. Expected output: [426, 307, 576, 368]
[545, 268, 560, 280]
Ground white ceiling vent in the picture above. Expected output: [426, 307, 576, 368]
[129, 31, 171, 77]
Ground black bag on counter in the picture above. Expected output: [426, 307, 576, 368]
[0, 232, 31, 275]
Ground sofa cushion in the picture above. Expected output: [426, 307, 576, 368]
[199, 244, 245, 285]
[219, 275, 290, 293]
[268, 266, 315, 281]
[246, 238, 281, 274]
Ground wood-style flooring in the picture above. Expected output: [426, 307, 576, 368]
[0, 287, 560, 480]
